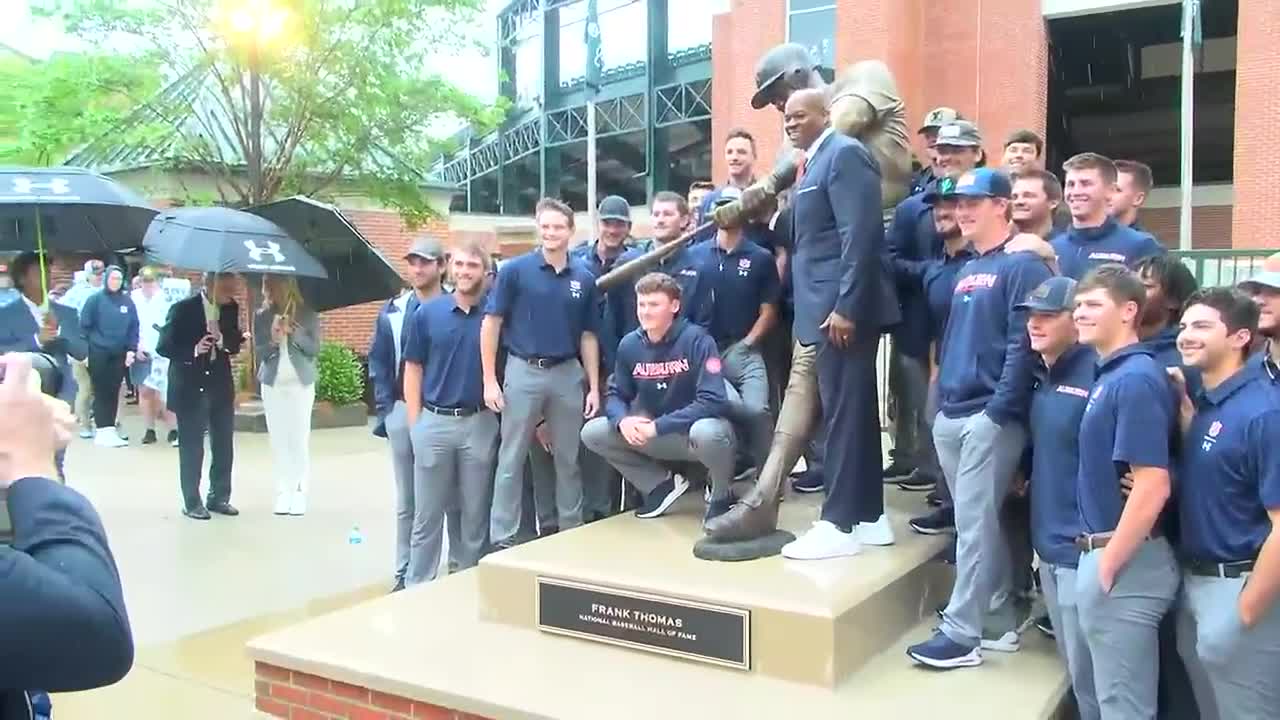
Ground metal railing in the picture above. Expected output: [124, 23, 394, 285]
[1170, 249, 1276, 287]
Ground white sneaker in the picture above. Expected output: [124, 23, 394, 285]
[273, 493, 292, 516]
[93, 427, 128, 448]
[79, 428, 94, 439]
[857, 513, 895, 546]
[781, 520, 862, 560]
[288, 493, 307, 516]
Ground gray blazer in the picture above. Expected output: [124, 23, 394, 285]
[255, 304, 321, 386]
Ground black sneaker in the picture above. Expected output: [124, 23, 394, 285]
[897, 469, 938, 492]
[882, 459, 915, 482]
[1034, 614, 1054, 638]
[909, 506, 955, 535]
[703, 497, 734, 524]
[168, 429, 179, 447]
[791, 471, 824, 494]
[635, 474, 690, 519]
[142, 429, 158, 445]
[925, 489, 944, 507]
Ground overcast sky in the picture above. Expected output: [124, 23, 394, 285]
[0, 0, 507, 100]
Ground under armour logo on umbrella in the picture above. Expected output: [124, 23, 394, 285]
[12, 177, 71, 195]
[244, 240, 287, 263]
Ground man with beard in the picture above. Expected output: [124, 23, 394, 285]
[1238, 252, 1280, 383]
[911, 107, 961, 195]
[1171, 288, 1280, 719]
[612, 192, 712, 340]
[370, 238, 463, 590]
[401, 243, 496, 583]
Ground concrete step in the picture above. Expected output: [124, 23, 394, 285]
[477, 489, 954, 687]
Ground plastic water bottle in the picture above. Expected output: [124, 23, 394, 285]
[347, 524, 364, 546]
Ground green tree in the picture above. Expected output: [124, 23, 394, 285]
[45, 0, 505, 225]
[0, 50, 159, 166]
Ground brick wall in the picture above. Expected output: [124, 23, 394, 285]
[1140, 206, 1235, 250]
[1231, 0, 1280, 249]
[711, 0, 1047, 185]
[710, 0, 787, 183]
[319, 211, 449, 354]
[254, 662, 492, 720]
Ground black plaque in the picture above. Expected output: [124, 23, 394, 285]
[536, 577, 750, 669]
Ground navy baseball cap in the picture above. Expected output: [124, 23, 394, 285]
[922, 176, 958, 206]
[598, 195, 631, 223]
[711, 186, 742, 208]
[1016, 276, 1078, 313]
[946, 168, 1013, 200]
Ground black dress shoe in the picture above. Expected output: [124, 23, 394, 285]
[208, 502, 239, 516]
[183, 506, 211, 520]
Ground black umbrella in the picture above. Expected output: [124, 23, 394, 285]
[143, 206, 329, 279]
[247, 196, 402, 312]
[0, 166, 158, 254]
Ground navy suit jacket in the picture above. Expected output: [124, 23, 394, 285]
[368, 293, 414, 437]
[0, 297, 86, 406]
[789, 132, 900, 345]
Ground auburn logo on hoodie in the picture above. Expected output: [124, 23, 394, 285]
[632, 358, 690, 380]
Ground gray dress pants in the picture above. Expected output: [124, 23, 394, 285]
[490, 357, 585, 545]
[385, 402, 460, 581]
[405, 409, 499, 585]
[1077, 538, 1180, 720]
[1177, 571, 1280, 720]
[581, 416, 736, 501]
[1041, 563, 1100, 720]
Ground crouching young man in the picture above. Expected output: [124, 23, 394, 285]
[581, 272, 735, 524]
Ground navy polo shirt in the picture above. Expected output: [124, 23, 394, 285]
[1176, 366, 1280, 563]
[611, 242, 712, 338]
[485, 250, 599, 360]
[692, 238, 780, 344]
[1255, 341, 1279, 384]
[1029, 344, 1097, 567]
[402, 293, 487, 409]
[921, 246, 975, 364]
[1076, 345, 1174, 534]
[1051, 218, 1165, 280]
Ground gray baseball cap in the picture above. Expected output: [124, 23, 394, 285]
[598, 195, 631, 223]
[935, 120, 983, 148]
[405, 237, 444, 261]
[1016, 276, 1079, 313]
[919, 107, 962, 134]
[711, 186, 742, 208]
[1238, 252, 1280, 293]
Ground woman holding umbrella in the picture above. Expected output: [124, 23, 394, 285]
[255, 275, 320, 516]
[79, 266, 138, 448]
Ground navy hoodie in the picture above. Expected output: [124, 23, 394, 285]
[606, 318, 727, 436]
[937, 239, 1053, 424]
[79, 267, 139, 354]
[886, 185, 943, 359]
[1050, 218, 1165, 280]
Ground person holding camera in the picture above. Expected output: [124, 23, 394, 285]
[0, 353, 135, 718]
[0, 252, 87, 479]
[157, 272, 245, 520]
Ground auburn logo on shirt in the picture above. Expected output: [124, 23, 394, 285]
[1055, 385, 1089, 398]
[1201, 420, 1223, 452]
[953, 273, 998, 294]
[1087, 251, 1127, 262]
[633, 358, 691, 380]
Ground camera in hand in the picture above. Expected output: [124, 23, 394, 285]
[0, 352, 63, 397]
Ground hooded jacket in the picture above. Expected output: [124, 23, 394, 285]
[605, 318, 727, 436]
[78, 267, 139, 354]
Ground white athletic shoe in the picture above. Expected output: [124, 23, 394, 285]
[781, 520, 862, 560]
[857, 513, 896, 546]
[93, 426, 128, 448]
[273, 493, 292, 516]
[79, 428, 94, 440]
[288, 493, 307, 516]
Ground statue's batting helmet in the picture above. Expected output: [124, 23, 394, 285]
[751, 43, 819, 110]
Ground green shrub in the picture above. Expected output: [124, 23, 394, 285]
[315, 342, 365, 405]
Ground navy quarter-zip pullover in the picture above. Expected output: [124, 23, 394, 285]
[605, 318, 727, 437]
[937, 239, 1054, 424]
[1051, 218, 1165, 280]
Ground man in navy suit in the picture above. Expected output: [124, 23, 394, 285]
[777, 88, 901, 560]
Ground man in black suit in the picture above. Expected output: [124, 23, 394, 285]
[157, 273, 244, 520]
[780, 88, 900, 560]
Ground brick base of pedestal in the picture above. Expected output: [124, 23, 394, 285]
[253, 662, 493, 720]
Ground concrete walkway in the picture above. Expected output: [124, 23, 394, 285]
[50, 416, 398, 718]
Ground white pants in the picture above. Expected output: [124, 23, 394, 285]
[261, 379, 315, 502]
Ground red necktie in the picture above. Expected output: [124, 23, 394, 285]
[796, 154, 807, 184]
